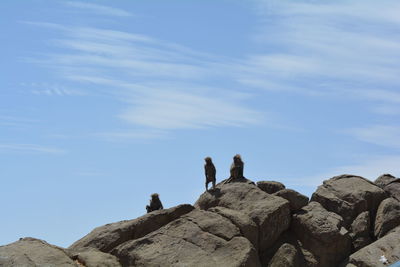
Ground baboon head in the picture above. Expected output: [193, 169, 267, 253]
[204, 157, 212, 164]
[151, 193, 159, 200]
[233, 154, 242, 164]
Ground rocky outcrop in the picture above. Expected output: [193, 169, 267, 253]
[350, 211, 372, 251]
[2, 173, 400, 267]
[195, 182, 291, 251]
[311, 174, 387, 228]
[291, 201, 351, 267]
[374, 198, 400, 238]
[257, 181, 285, 194]
[345, 226, 400, 266]
[0, 237, 77, 266]
[111, 209, 261, 267]
[70, 204, 194, 252]
[273, 189, 309, 212]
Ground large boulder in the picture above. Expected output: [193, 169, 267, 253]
[273, 189, 309, 212]
[111, 209, 261, 267]
[195, 182, 291, 251]
[345, 226, 400, 266]
[311, 174, 387, 227]
[268, 243, 304, 267]
[375, 174, 400, 202]
[374, 198, 400, 238]
[69, 204, 194, 252]
[0, 237, 77, 266]
[350, 211, 372, 251]
[291, 202, 352, 267]
[257, 181, 285, 194]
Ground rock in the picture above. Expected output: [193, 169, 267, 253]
[291, 202, 352, 267]
[68, 247, 121, 267]
[0, 237, 77, 266]
[350, 211, 372, 251]
[268, 243, 304, 267]
[374, 198, 400, 238]
[111, 209, 261, 267]
[195, 182, 291, 251]
[346, 226, 400, 266]
[311, 174, 387, 227]
[69, 204, 194, 252]
[384, 180, 400, 202]
[273, 189, 309, 212]
[208, 206, 258, 249]
[374, 174, 397, 188]
[257, 181, 285, 194]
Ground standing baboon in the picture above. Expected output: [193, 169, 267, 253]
[204, 157, 216, 191]
[227, 154, 244, 183]
[146, 193, 164, 213]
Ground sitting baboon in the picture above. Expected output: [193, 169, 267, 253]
[146, 193, 164, 213]
[204, 157, 216, 191]
[227, 154, 244, 183]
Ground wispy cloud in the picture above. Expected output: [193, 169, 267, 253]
[0, 143, 65, 154]
[347, 125, 400, 149]
[65, 1, 132, 17]
[19, 82, 85, 96]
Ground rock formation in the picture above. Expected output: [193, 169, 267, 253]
[1, 173, 400, 266]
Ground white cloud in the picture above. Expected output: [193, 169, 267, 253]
[347, 125, 400, 148]
[0, 144, 65, 154]
[65, 1, 132, 17]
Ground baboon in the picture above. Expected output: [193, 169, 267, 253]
[227, 154, 244, 183]
[146, 193, 164, 213]
[204, 157, 216, 191]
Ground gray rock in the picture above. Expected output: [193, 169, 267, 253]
[195, 182, 291, 251]
[111, 209, 261, 267]
[0, 237, 77, 267]
[68, 247, 121, 267]
[268, 243, 304, 267]
[384, 180, 400, 202]
[69, 204, 194, 253]
[374, 198, 400, 238]
[291, 202, 352, 267]
[375, 174, 397, 189]
[257, 181, 286, 194]
[346, 226, 400, 267]
[350, 211, 372, 251]
[208, 206, 258, 249]
[273, 189, 309, 212]
[311, 174, 387, 227]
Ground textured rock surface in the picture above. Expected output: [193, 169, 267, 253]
[273, 189, 309, 212]
[268, 243, 304, 267]
[68, 247, 121, 267]
[111, 209, 261, 267]
[374, 198, 400, 238]
[374, 174, 397, 188]
[0, 237, 77, 266]
[291, 202, 351, 267]
[345, 226, 400, 267]
[375, 174, 400, 202]
[257, 181, 285, 194]
[195, 182, 291, 251]
[350, 211, 372, 251]
[311, 174, 387, 227]
[69, 204, 194, 252]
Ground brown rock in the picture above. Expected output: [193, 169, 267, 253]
[273, 189, 309, 212]
[291, 202, 352, 267]
[311, 174, 387, 227]
[0, 237, 77, 266]
[346, 226, 400, 266]
[350, 211, 372, 251]
[195, 182, 291, 251]
[111, 209, 261, 267]
[257, 181, 285, 194]
[268, 243, 304, 267]
[374, 198, 400, 238]
[69, 204, 194, 252]
[68, 247, 121, 267]
[375, 174, 397, 188]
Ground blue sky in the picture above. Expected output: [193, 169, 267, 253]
[1, 0, 399, 247]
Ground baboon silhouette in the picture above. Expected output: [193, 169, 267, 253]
[146, 193, 163, 213]
[204, 157, 216, 191]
